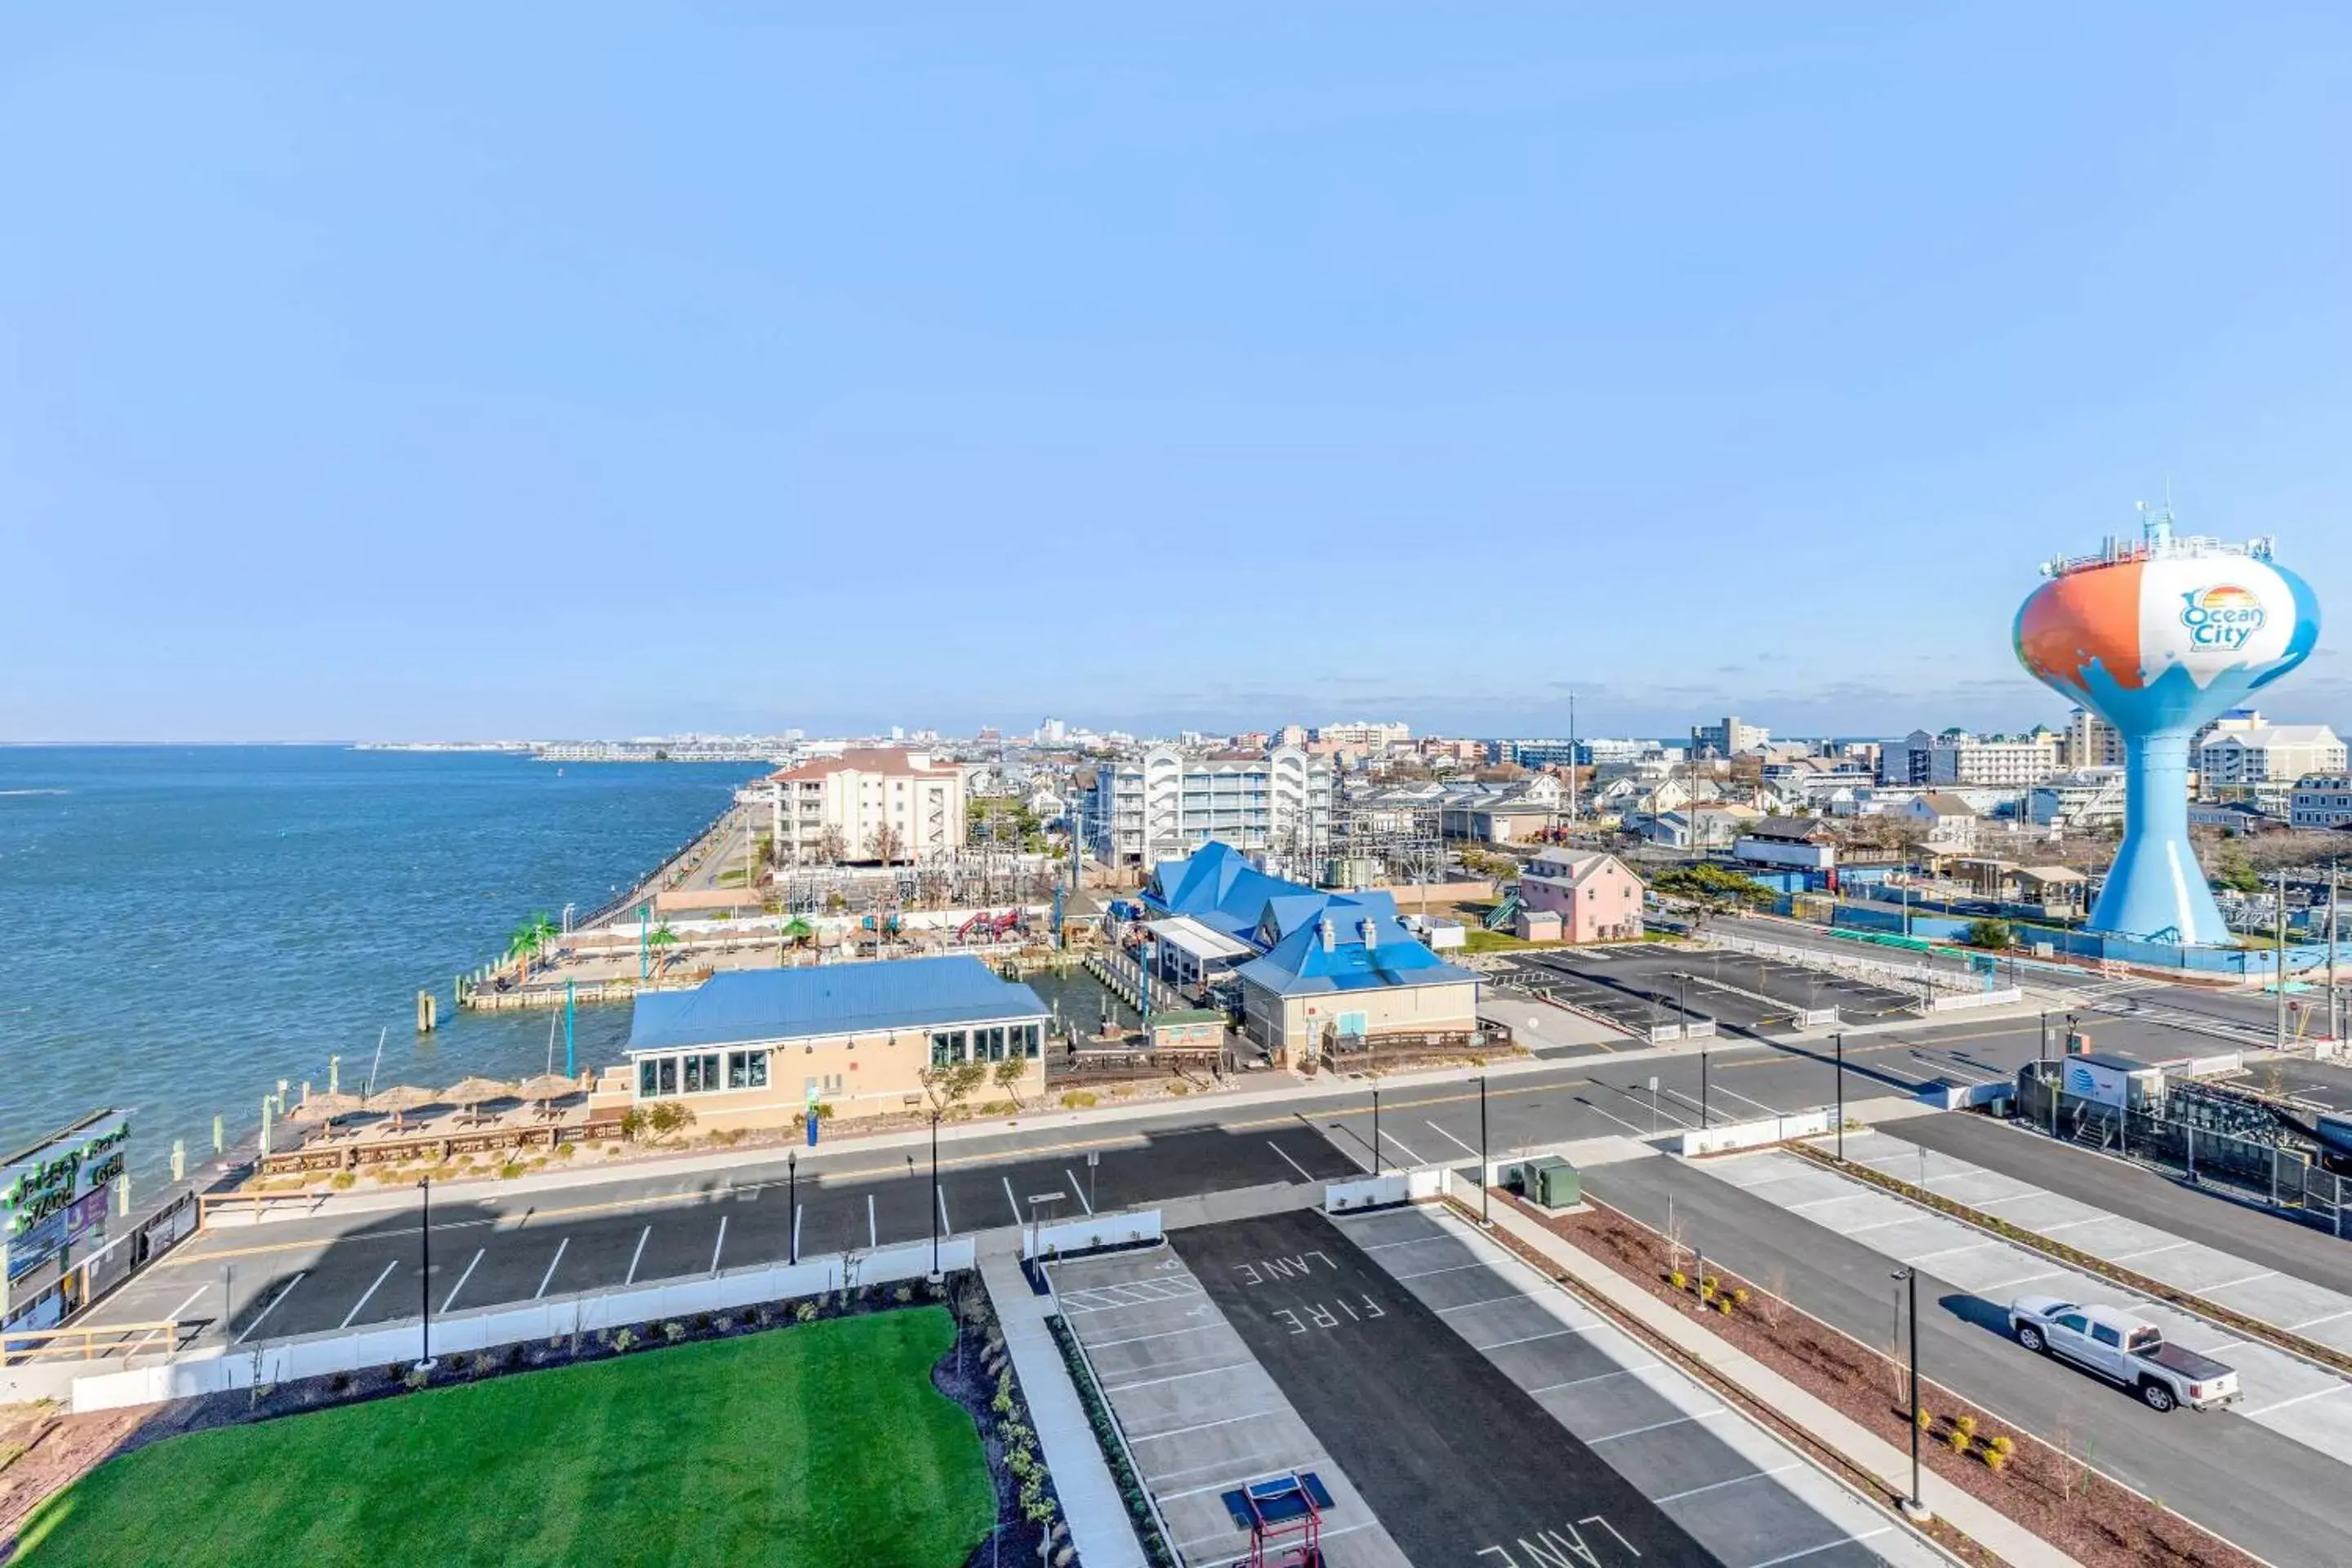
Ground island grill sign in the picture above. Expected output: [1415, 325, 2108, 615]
[1, 1114, 130, 1239]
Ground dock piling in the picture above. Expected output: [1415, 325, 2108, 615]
[260, 1096, 273, 1157]
[212, 1115, 224, 1154]
[172, 1139, 185, 1183]
[329, 1055, 340, 1095]
[417, 990, 437, 1033]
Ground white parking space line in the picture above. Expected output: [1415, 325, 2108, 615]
[2293, 1307, 2352, 1331]
[624, 1227, 650, 1285]
[1426, 1120, 1481, 1158]
[1267, 1141, 1316, 1181]
[1710, 1082, 1782, 1116]
[1983, 1271, 2065, 1294]
[1002, 1176, 1023, 1225]
[1748, 1526, 1893, 1567]
[131, 1285, 212, 1356]
[2241, 1384, 2349, 1419]
[1529, 1363, 1660, 1395]
[1129, 1410, 1275, 1443]
[710, 1215, 728, 1275]
[2205, 1270, 2277, 1293]
[1375, 1128, 1424, 1166]
[937, 1187, 951, 1236]
[1907, 1240, 1996, 1265]
[1391, 1261, 1494, 1282]
[1067, 1169, 1093, 1214]
[442, 1249, 485, 1313]
[2109, 1241, 2195, 1264]
[234, 1272, 305, 1345]
[1591, 1409, 1726, 1443]
[1102, 1362, 1256, 1394]
[534, 1237, 568, 1299]
[1655, 1463, 1801, 1503]
[338, 1261, 400, 1330]
[1480, 1325, 1602, 1349]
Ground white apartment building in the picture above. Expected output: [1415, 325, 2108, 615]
[2059, 708, 2125, 770]
[1085, 746, 1336, 867]
[1892, 728, 2061, 788]
[2291, 774, 2352, 830]
[2199, 724, 2346, 794]
[1695, 715, 1769, 755]
[760, 748, 968, 864]
[1313, 721, 1411, 750]
[2027, 768, 2127, 829]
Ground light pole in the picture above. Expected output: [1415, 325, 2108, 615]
[929, 1113, 942, 1281]
[1834, 1031, 1845, 1160]
[1371, 1087, 1383, 1177]
[1892, 1265, 1927, 1521]
[1478, 1076, 1490, 1227]
[416, 1176, 434, 1371]
[787, 1151, 798, 1265]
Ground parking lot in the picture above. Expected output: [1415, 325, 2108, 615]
[1326, 1204, 1928, 1568]
[1507, 948, 1920, 1038]
[1049, 1241, 1412, 1567]
[1171, 1209, 1717, 1567]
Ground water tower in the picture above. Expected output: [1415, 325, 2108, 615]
[2015, 507, 2319, 944]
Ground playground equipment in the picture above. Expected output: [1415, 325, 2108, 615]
[1220, 1470, 1331, 1568]
[2016, 506, 2319, 942]
[1484, 887, 1521, 931]
[956, 908, 1026, 943]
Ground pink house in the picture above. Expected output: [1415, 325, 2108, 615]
[1517, 849, 1645, 942]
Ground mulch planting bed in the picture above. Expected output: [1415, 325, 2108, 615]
[1503, 1192, 2256, 1568]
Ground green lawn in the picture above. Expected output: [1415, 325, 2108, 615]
[15, 1308, 993, 1568]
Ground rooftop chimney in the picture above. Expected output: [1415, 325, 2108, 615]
[1318, 917, 1335, 953]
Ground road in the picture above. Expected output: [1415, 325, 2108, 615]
[1581, 1153, 2352, 1567]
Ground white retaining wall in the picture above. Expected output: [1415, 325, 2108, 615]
[1928, 987, 2023, 1012]
[1023, 1209, 1164, 1259]
[1322, 1169, 1446, 1213]
[1675, 1109, 1832, 1157]
[69, 1236, 975, 1415]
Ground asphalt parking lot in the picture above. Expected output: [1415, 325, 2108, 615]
[1510, 949, 1919, 1038]
[1172, 1209, 1716, 1568]
[92, 1122, 1364, 1350]
[1049, 1242, 1412, 1567]
[1325, 1204, 1922, 1568]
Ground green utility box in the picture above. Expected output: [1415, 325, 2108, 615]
[1522, 1155, 1581, 1210]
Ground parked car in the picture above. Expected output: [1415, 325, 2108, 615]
[2007, 1295, 2240, 1412]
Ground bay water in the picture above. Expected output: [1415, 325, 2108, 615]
[0, 747, 764, 1186]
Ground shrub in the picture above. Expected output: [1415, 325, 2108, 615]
[893, 1285, 913, 1303]
[692, 1312, 713, 1331]
[327, 1372, 351, 1396]
[619, 1107, 650, 1141]
[552, 1143, 577, 1159]
[1953, 1414, 1977, 1441]
[1984, 1447, 2010, 1474]
[470, 1352, 499, 1379]
[1699, 1276, 1717, 1301]
[1060, 1092, 1098, 1110]
[498, 1161, 527, 1180]
[712, 1314, 733, 1333]
[1989, 1433, 2016, 1458]
[612, 1328, 639, 1352]
[1731, 1287, 1749, 1307]
[795, 1301, 819, 1323]
[1914, 1405, 1933, 1432]
[402, 1365, 431, 1391]
[1945, 1426, 1972, 1454]
[662, 1320, 686, 1343]
[328, 1171, 356, 1190]
[647, 1102, 697, 1138]
[1168, 1083, 1189, 1097]
[1668, 1270, 1687, 1290]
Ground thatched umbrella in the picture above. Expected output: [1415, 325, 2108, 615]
[366, 1085, 441, 1130]
[516, 1073, 578, 1103]
[290, 1089, 365, 1125]
[443, 1076, 519, 1114]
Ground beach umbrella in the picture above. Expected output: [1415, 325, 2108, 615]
[515, 1073, 578, 1103]
[289, 1090, 364, 1124]
[366, 1085, 441, 1129]
[443, 1076, 518, 1112]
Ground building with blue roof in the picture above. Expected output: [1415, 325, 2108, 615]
[609, 956, 1048, 1131]
[1140, 843, 1480, 1066]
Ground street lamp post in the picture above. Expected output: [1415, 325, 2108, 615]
[1834, 1031, 1845, 1160]
[416, 1176, 434, 1371]
[1478, 1076, 1490, 1227]
[929, 1113, 942, 1281]
[1894, 1265, 1927, 1521]
[787, 1151, 798, 1265]
[1371, 1087, 1383, 1177]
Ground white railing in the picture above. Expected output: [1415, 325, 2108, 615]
[1703, 930, 1973, 997]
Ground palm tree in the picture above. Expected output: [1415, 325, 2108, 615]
[648, 921, 681, 973]
[507, 911, 558, 983]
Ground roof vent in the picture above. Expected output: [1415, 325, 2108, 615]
[1318, 916, 1335, 952]
[1358, 917, 1379, 949]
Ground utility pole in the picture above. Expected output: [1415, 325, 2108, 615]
[787, 1152, 798, 1265]
[416, 1177, 434, 1370]
[2331, 858, 2341, 1046]
[2276, 869, 2289, 1053]
[1478, 1076, 1491, 1227]
[1371, 1087, 1383, 1177]
[929, 1113, 942, 1281]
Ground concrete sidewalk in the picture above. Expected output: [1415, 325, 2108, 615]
[1458, 1173, 2078, 1568]
[978, 1236, 1147, 1568]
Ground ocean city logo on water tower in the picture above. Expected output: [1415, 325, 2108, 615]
[2180, 584, 2267, 650]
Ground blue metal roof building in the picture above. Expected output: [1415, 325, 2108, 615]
[629, 956, 1048, 1054]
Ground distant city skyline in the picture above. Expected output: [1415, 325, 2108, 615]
[6, 7, 2348, 742]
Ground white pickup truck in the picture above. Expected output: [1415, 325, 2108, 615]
[2008, 1295, 2241, 1413]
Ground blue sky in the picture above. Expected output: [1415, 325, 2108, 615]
[6, 4, 2350, 742]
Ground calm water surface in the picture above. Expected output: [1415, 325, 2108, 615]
[0, 747, 764, 1184]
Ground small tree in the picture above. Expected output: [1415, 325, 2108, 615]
[507, 911, 559, 982]
[1963, 917, 2015, 951]
[992, 1054, 1028, 1107]
[648, 922, 682, 973]
[814, 825, 849, 866]
[866, 822, 907, 866]
[920, 1061, 988, 1118]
